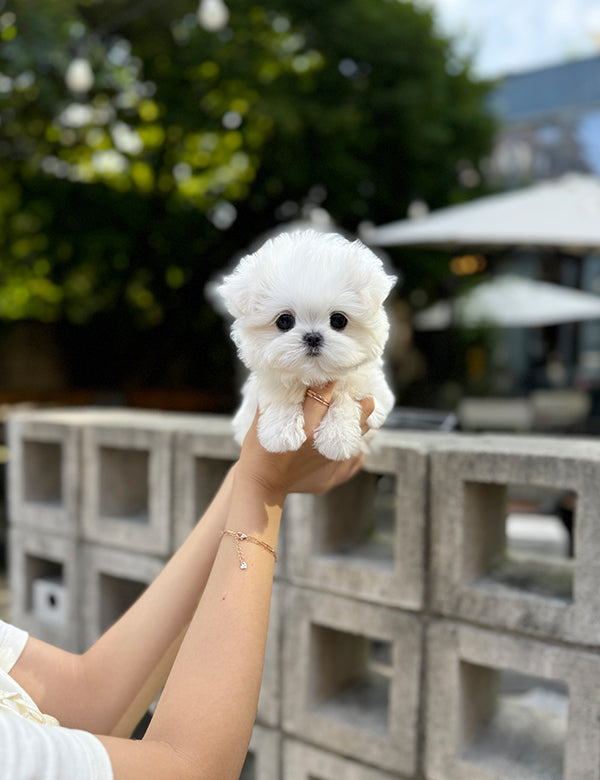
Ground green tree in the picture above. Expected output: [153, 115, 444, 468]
[0, 0, 495, 392]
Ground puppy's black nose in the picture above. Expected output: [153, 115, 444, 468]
[303, 331, 323, 351]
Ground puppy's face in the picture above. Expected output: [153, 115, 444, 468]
[218, 230, 396, 385]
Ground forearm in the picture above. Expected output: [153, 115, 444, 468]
[11, 467, 235, 735]
[100, 472, 282, 779]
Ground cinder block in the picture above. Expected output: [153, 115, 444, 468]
[430, 435, 600, 645]
[282, 587, 422, 775]
[426, 621, 600, 780]
[241, 725, 281, 780]
[8, 527, 81, 651]
[81, 543, 165, 648]
[32, 575, 69, 625]
[286, 430, 435, 610]
[257, 582, 282, 728]
[172, 419, 290, 577]
[283, 740, 401, 779]
[273, 512, 289, 582]
[7, 416, 80, 536]
[82, 424, 172, 555]
[172, 418, 239, 550]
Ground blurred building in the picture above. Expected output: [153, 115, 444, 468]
[486, 55, 600, 418]
[488, 54, 600, 187]
[363, 55, 600, 427]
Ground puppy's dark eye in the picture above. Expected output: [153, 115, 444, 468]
[330, 312, 348, 330]
[275, 313, 295, 331]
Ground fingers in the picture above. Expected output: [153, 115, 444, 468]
[304, 388, 374, 442]
[303, 381, 335, 434]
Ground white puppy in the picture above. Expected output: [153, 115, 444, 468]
[218, 229, 396, 460]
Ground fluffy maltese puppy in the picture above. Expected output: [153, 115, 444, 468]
[218, 229, 396, 460]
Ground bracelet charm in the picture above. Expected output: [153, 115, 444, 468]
[221, 529, 278, 570]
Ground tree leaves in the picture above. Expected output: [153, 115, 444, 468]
[0, 0, 495, 389]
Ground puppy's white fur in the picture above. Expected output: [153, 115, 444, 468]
[218, 229, 396, 460]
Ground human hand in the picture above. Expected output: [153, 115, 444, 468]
[236, 383, 374, 505]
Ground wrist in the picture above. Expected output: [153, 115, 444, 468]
[227, 469, 284, 549]
[233, 465, 287, 510]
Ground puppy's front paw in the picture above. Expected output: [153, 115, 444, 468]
[258, 406, 306, 453]
[260, 425, 307, 453]
[314, 405, 361, 461]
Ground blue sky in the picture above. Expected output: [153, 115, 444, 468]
[425, 0, 600, 77]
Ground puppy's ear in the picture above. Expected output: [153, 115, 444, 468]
[217, 255, 259, 319]
[377, 272, 397, 304]
[365, 266, 397, 308]
[351, 240, 397, 306]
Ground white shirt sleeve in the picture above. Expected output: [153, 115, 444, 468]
[0, 712, 114, 780]
[0, 619, 29, 673]
[0, 620, 114, 779]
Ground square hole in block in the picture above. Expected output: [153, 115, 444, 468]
[99, 573, 147, 633]
[24, 555, 63, 613]
[239, 750, 256, 779]
[312, 472, 395, 570]
[23, 440, 62, 506]
[309, 624, 392, 735]
[99, 447, 149, 523]
[463, 482, 574, 602]
[506, 485, 574, 559]
[194, 458, 233, 520]
[460, 661, 568, 779]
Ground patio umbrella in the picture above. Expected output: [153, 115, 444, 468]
[360, 174, 600, 256]
[414, 274, 600, 330]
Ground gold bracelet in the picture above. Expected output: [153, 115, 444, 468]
[221, 530, 278, 570]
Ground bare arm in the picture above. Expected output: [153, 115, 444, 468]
[99, 385, 367, 779]
[10, 465, 235, 736]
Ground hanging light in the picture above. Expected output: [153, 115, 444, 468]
[197, 0, 230, 31]
[65, 58, 94, 93]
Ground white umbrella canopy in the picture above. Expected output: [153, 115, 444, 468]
[361, 174, 600, 256]
[414, 274, 600, 330]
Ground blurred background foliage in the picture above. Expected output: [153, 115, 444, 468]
[0, 0, 496, 400]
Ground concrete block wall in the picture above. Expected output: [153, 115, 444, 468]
[429, 436, 600, 645]
[282, 587, 422, 775]
[8, 416, 80, 537]
[7, 409, 600, 779]
[9, 526, 81, 651]
[81, 543, 166, 648]
[81, 423, 173, 556]
[285, 437, 429, 610]
[426, 622, 600, 780]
